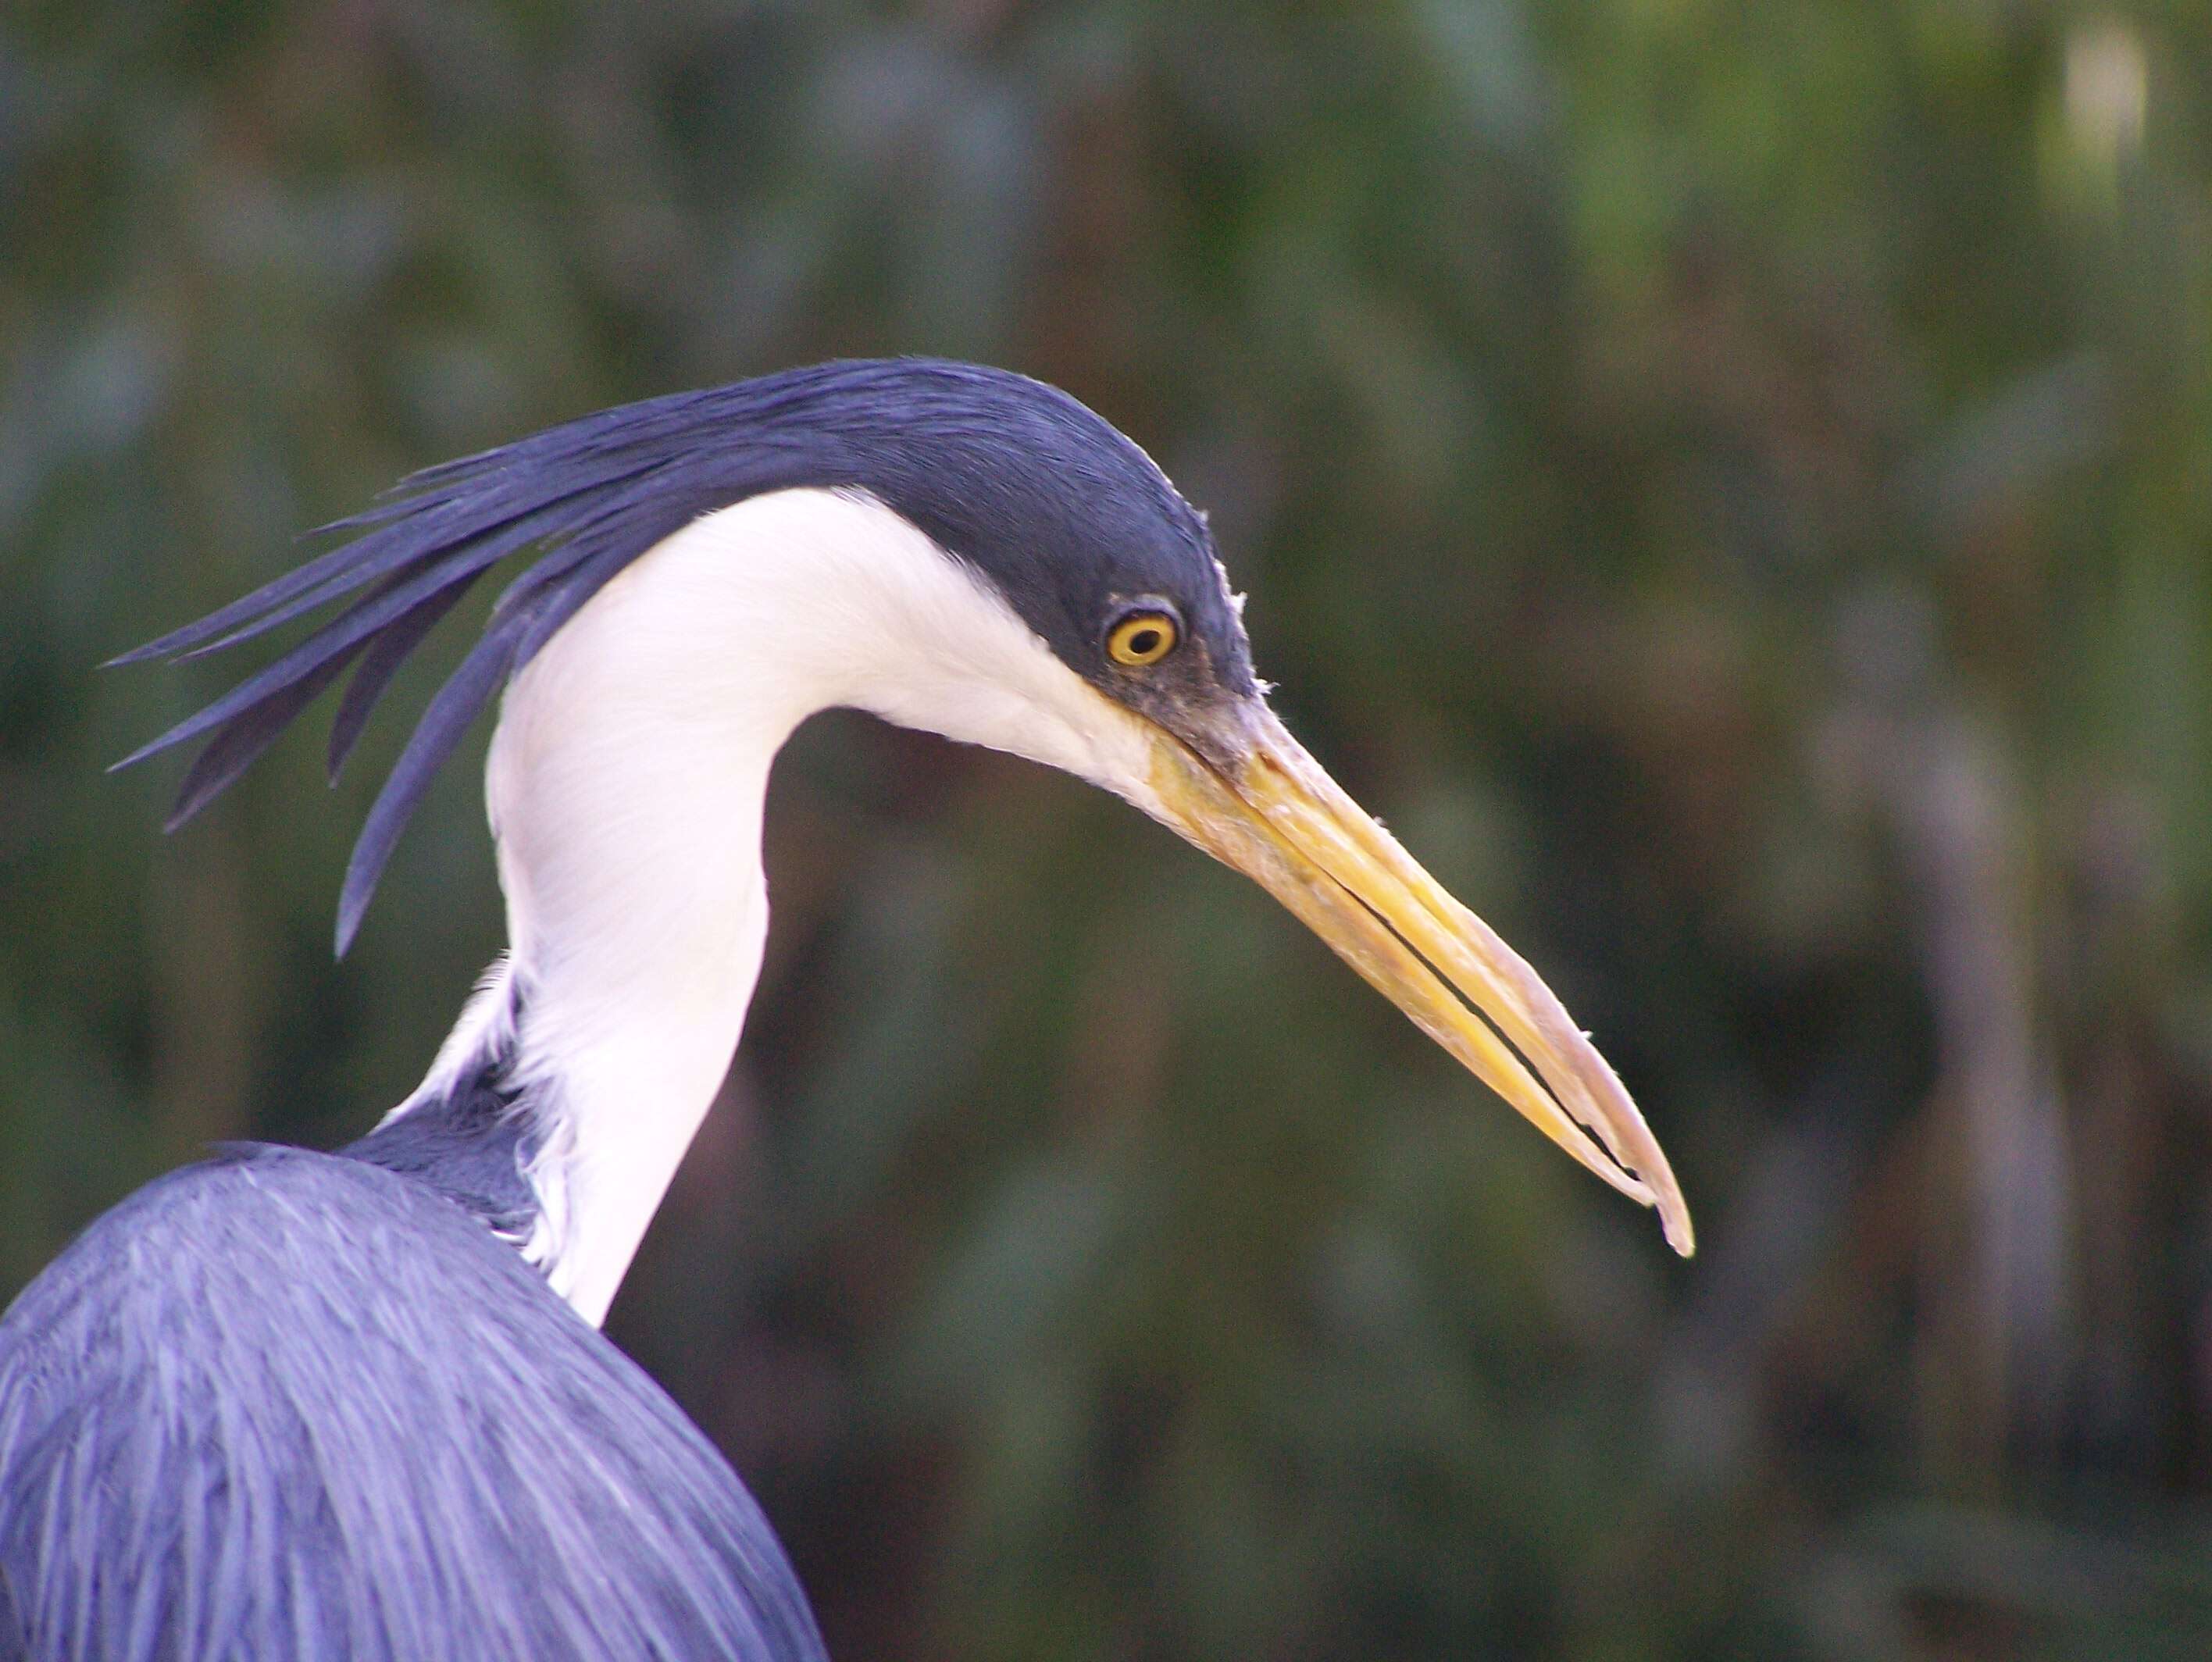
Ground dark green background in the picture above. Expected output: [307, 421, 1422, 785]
[5, 2, 2210, 1657]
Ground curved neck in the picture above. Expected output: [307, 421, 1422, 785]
[478, 508, 794, 1325]
[371, 484, 1155, 1325]
[373, 490, 979, 1325]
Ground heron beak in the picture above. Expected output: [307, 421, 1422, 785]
[1142, 704, 1693, 1255]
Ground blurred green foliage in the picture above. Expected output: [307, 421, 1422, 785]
[5, 2, 2212, 1657]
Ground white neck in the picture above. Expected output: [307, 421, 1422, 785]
[386, 486, 1157, 1326]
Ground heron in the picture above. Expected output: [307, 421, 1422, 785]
[0, 358, 1691, 1659]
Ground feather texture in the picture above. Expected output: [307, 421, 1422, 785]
[0, 1147, 826, 1662]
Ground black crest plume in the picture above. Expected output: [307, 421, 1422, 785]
[112, 358, 1182, 956]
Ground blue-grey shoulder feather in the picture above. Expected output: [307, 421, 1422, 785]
[0, 1148, 827, 1662]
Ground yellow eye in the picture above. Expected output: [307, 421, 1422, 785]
[1105, 608, 1180, 667]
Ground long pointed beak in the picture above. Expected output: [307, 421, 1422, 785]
[1142, 704, 1693, 1255]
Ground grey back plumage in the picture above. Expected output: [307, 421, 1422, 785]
[0, 1147, 826, 1661]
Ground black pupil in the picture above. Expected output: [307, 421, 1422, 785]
[1128, 627, 1161, 656]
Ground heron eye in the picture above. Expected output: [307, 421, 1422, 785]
[1105, 608, 1180, 668]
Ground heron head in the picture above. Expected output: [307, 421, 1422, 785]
[821, 366, 1691, 1254]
